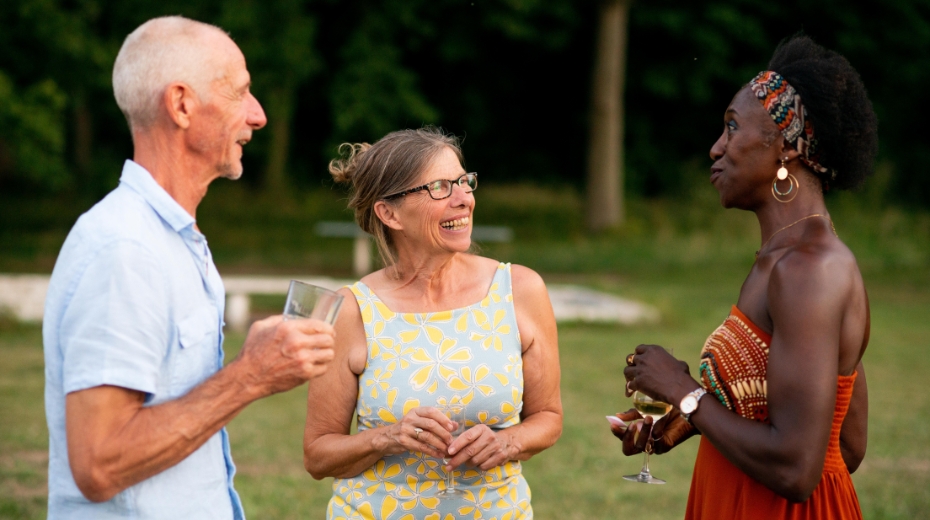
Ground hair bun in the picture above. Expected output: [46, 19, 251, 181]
[329, 142, 371, 184]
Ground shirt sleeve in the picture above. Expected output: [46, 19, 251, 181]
[60, 239, 170, 396]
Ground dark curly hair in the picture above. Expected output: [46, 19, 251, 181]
[767, 35, 878, 190]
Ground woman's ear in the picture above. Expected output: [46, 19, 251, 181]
[374, 201, 403, 231]
[778, 140, 802, 164]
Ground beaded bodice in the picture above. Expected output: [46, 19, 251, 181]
[699, 305, 772, 423]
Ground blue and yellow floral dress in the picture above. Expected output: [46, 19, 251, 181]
[327, 263, 532, 520]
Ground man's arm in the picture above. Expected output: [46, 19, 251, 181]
[66, 316, 334, 502]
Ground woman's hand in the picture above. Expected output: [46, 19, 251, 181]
[379, 407, 456, 460]
[623, 344, 698, 405]
[609, 409, 697, 456]
[445, 424, 517, 471]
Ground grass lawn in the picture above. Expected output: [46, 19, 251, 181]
[2, 263, 928, 519]
[1, 183, 928, 518]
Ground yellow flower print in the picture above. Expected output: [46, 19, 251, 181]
[480, 281, 502, 308]
[336, 479, 364, 505]
[369, 320, 397, 362]
[403, 451, 443, 479]
[503, 355, 523, 383]
[378, 495, 400, 519]
[377, 397, 420, 425]
[398, 311, 452, 345]
[455, 308, 491, 333]
[447, 364, 496, 404]
[496, 484, 531, 520]
[362, 460, 403, 496]
[469, 309, 511, 351]
[379, 337, 417, 370]
[472, 410, 501, 428]
[364, 362, 396, 399]
[458, 487, 494, 519]
[351, 285, 397, 324]
[394, 474, 440, 511]
[498, 499, 530, 520]
[408, 338, 472, 393]
[499, 387, 523, 418]
[400, 513, 455, 520]
[435, 395, 465, 407]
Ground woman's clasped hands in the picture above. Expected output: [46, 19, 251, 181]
[383, 407, 515, 471]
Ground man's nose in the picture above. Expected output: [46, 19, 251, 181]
[247, 93, 267, 130]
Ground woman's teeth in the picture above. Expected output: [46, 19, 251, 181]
[440, 217, 469, 231]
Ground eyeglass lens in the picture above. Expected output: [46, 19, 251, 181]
[427, 173, 477, 199]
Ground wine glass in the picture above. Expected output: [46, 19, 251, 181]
[282, 280, 343, 324]
[623, 391, 672, 484]
[436, 404, 466, 497]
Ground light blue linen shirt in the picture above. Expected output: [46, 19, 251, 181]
[43, 160, 244, 519]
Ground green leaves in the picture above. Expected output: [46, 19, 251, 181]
[0, 73, 69, 188]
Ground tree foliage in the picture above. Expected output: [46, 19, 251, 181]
[0, 0, 927, 206]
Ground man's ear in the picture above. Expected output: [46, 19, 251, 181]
[374, 200, 403, 231]
[163, 82, 199, 129]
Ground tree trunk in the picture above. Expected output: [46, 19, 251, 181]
[73, 89, 93, 176]
[586, 0, 631, 231]
[263, 82, 295, 192]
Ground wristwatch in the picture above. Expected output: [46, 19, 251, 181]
[680, 387, 707, 423]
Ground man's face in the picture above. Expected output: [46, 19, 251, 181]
[190, 35, 267, 180]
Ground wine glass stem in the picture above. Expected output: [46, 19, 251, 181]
[640, 452, 652, 477]
[446, 461, 455, 491]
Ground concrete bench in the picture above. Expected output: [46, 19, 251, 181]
[0, 274, 660, 333]
[314, 221, 514, 277]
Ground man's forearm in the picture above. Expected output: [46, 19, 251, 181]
[67, 360, 262, 502]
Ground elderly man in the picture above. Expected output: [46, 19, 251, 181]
[43, 16, 334, 519]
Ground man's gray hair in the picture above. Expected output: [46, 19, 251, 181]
[113, 16, 228, 130]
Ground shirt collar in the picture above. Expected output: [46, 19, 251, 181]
[119, 160, 196, 233]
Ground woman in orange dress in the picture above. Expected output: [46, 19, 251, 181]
[611, 35, 876, 519]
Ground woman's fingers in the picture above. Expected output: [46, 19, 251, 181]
[621, 416, 654, 456]
[401, 423, 447, 458]
[636, 416, 654, 453]
[446, 425, 501, 469]
[408, 407, 456, 444]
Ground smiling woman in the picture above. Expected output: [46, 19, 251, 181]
[303, 127, 563, 519]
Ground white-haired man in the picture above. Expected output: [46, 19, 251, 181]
[43, 16, 334, 519]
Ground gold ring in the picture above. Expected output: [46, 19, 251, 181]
[414, 427, 423, 440]
[626, 354, 635, 366]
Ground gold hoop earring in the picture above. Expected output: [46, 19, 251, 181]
[772, 158, 798, 203]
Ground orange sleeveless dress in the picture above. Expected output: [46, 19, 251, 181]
[685, 306, 862, 520]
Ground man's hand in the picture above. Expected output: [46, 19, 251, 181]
[233, 315, 336, 397]
[65, 315, 336, 502]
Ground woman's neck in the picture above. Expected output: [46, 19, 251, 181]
[755, 174, 829, 248]
[386, 251, 466, 302]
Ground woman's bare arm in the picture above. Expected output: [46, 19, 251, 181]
[302, 287, 455, 479]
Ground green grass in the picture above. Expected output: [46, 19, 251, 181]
[2, 263, 928, 518]
[1, 183, 929, 518]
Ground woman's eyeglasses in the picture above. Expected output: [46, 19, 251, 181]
[382, 173, 478, 201]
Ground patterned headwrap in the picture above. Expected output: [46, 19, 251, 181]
[749, 70, 831, 177]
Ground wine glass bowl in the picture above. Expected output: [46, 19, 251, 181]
[623, 391, 672, 484]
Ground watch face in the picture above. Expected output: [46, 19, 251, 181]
[681, 396, 697, 414]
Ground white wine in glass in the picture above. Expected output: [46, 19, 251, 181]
[623, 391, 672, 484]
[436, 404, 466, 497]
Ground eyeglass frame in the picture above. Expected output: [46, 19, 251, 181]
[381, 172, 478, 201]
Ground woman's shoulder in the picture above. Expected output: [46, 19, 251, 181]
[770, 233, 861, 302]
[776, 233, 858, 279]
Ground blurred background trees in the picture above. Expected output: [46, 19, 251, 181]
[1, 0, 928, 211]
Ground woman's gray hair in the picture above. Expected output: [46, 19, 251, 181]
[329, 127, 464, 271]
[112, 16, 227, 130]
